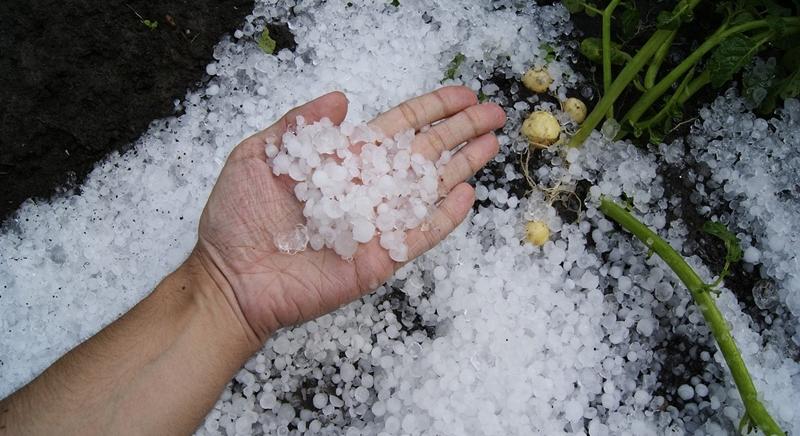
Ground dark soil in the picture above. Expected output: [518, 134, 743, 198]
[0, 0, 254, 223]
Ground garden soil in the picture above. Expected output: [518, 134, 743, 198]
[0, 0, 254, 222]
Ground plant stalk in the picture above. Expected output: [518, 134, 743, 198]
[623, 17, 800, 125]
[602, 0, 623, 119]
[633, 68, 709, 133]
[568, 30, 673, 146]
[599, 198, 785, 436]
[568, 0, 703, 147]
[644, 30, 676, 89]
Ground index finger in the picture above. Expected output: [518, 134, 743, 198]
[368, 86, 478, 137]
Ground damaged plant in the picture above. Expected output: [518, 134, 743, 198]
[565, 0, 800, 146]
[599, 198, 785, 436]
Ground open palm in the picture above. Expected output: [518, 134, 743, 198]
[194, 87, 505, 343]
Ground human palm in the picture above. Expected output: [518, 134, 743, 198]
[194, 88, 505, 343]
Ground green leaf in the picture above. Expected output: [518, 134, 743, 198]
[743, 59, 777, 106]
[757, 48, 800, 113]
[729, 10, 756, 25]
[142, 19, 158, 30]
[762, 0, 792, 17]
[766, 15, 788, 35]
[773, 35, 796, 51]
[738, 414, 756, 434]
[703, 221, 743, 263]
[620, 7, 640, 39]
[656, 10, 679, 29]
[443, 53, 465, 81]
[390, 0, 400, 6]
[540, 43, 557, 63]
[257, 28, 277, 54]
[562, 0, 585, 13]
[579, 37, 632, 65]
[703, 221, 743, 285]
[656, 0, 696, 30]
[707, 34, 759, 88]
[778, 68, 800, 99]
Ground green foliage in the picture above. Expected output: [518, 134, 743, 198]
[599, 198, 785, 436]
[566, 0, 800, 147]
[562, 0, 585, 14]
[779, 68, 800, 99]
[655, 0, 697, 30]
[752, 47, 800, 113]
[258, 29, 277, 54]
[702, 221, 743, 286]
[739, 415, 757, 435]
[390, 0, 400, 6]
[443, 53, 466, 81]
[142, 19, 158, 31]
[619, 7, 641, 39]
[579, 37, 631, 65]
[540, 43, 557, 63]
[707, 34, 760, 88]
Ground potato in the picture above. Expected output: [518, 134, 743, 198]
[563, 97, 587, 124]
[525, 221, 550, 246]
[521, 111, 560, 148]
[522, 68, 553, 93]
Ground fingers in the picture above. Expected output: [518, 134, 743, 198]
[368, 86, 478, 136]
[437, 133, 499, 195]
[404, 183, 475, 260]
[232, 91, 349, 160]
[413, 102, 506, 161]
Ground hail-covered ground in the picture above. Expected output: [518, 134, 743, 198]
[1, 1, 798, 435]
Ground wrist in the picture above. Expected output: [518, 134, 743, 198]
[179, 250, 266, 355]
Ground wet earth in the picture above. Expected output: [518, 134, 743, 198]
[0, 0, 254, 222]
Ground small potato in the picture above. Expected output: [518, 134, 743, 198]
[563, 97, 587, 124]
[522, 68, 553, 93]
[521, 111, 561, 148]
[525, 221, 550, 246]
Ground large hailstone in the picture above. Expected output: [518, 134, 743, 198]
[268, 117, 440, 261]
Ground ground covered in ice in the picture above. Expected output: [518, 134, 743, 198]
[1, 1, 799, 435]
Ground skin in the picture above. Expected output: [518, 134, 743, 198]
[0, 86, 505, 436]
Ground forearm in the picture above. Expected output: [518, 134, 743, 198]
[0, 254, 261, 436]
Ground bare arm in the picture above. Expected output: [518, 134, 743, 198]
[0, 87, 505, 435]
[0, 255, 257, 435]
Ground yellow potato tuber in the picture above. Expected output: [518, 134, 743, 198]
[563, 97, 587, 124]
[525, 221, 550, 246]
[521, 111, 560, 148]
[522, 68, 553, 93]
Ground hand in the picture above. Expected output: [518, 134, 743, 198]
[193, 87, 506, 346]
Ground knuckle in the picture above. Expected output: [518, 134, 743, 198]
[463, 107, 484, 135]
[427, 127, 449, 153]
[464, 149, 483, 174]
[441, 203, 462, 229]
[398, 102, 421, 128]
[431, 89, 449, 112]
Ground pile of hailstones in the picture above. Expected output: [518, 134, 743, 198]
[268, 117, 440, 261]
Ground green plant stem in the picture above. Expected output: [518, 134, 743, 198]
[599, 198, 786, 436]
[568, 0, 703, 147]
[644, 31, 676, 89]
[568, 29, 673, 146]
[634, 68, 710, 132]
[623, 17, 800, 125]
[582, 2, 604, 16]
[602, 0, 623, 119]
